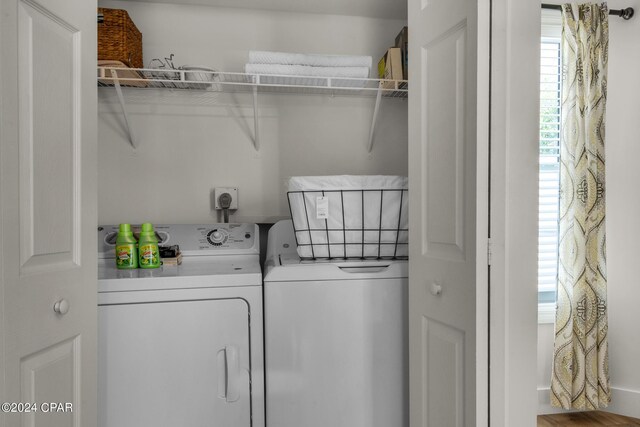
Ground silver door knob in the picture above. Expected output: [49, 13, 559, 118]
[53, 299, 70, 315]
[430, 282, 442, 296]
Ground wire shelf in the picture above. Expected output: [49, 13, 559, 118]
[97, 66, 407, 151]
[97, 66, 408, 98]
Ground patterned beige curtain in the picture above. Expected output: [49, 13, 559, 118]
[550, 2, 609, 410]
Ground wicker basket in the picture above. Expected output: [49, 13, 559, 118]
[97, 8, 142, 68]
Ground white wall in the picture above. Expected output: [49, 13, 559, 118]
[537, 0, 640, 417]
[98, 0, 408, 224]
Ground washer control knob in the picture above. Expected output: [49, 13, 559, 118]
[54, 299, 70, 315]
[206, 229, 228, 246]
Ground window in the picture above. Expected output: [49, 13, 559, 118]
[539, 11, 562, 323]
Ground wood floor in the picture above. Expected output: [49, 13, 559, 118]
[538, 411, 640, 426]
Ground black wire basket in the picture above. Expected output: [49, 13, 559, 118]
[287, 188, 408, 260]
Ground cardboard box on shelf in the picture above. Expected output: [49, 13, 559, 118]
[395, 26, 408, 80]
[377, 47, 403, 89]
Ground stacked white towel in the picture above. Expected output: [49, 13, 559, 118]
[245, 50, 372, 79]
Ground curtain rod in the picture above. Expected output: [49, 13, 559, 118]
[541, 3, 634, 19]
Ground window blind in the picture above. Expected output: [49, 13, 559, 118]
[539, 39, 561, 305]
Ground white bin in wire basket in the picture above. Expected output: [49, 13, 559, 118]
[287, 175, 408, 259]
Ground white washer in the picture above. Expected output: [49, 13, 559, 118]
[263, 220, 408, 427]
[98, 223, 264, 427]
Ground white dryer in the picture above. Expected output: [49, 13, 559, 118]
[263, 220, 408, 427]
[97, 223, 264, 427]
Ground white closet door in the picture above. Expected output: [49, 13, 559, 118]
[0, 0, 97, 425]
[407, 0, 479, 425]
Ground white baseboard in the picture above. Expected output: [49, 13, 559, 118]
[608, 387, 640, 419]
[537, 388, 578, 415]
[538, 387, 640, 418]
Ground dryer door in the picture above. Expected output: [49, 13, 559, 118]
[99, 298, 251, 427]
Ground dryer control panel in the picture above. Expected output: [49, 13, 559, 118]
[98, 223, 259, 258]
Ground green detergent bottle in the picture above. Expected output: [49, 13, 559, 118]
[115, 223, 138, 269]
[138, 222, 161, 269]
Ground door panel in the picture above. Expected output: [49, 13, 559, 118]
[422, 317, 464, 427]
[1, 0, 97, 425]
[423, 23, 467, 261]
[18, 0, 80, 271]
[408, 0, 477, 424]
[21, 337, 80, 427]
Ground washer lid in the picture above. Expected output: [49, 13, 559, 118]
[98, 256, 261, 293]
[263, 257, 407, 282]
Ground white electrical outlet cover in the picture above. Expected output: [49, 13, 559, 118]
[214, 187, 238, 210]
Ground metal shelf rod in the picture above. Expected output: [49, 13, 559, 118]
[252, 83, 259, 151]
[541, 3, 634, 20]
[368, 84, 384, 153]
[110, 69, 137, 149]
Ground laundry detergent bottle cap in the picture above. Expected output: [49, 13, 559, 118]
[115, 223, 138, 269]
[138, 222, 161, 268]
[139, 222, 158, 240]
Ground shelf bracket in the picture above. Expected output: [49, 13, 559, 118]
[367, 83, 384, 153]
[252, 85, 260, 151]
[111, 69, 137, 149]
